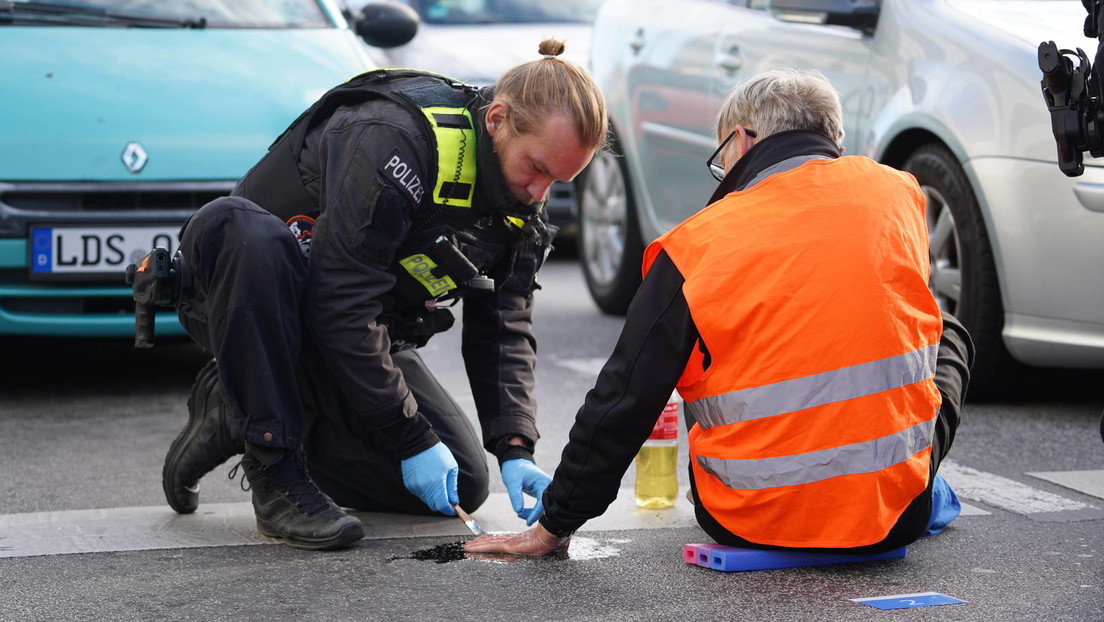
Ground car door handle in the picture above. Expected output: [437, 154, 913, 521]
[717, 45, 742, 76]
[630, 28, 645, 55]
[1073, 182, 1104, 212]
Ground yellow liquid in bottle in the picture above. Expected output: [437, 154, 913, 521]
[634, 443, 678, 509]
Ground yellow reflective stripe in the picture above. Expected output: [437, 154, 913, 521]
[696, 418, 935, 490]
[399, 254, 456, 297]
[505, 216, 525, 229]
[686, 345, 939, 430]
[421, 106, 476, 208]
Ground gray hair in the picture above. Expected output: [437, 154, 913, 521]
[715, 68, 844, 147]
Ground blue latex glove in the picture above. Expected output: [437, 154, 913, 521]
[501, 458, 552, 526]
[921, 473, 961, 536]
[400, 442, 459, 516]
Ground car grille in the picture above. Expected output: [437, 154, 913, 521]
[0, 181, 233, 213]
[0, 291, 135, 315]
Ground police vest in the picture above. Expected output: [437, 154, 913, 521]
[233, 69, 517, 312]
[235, 69, 480, 222]
[643, 156, 943, 549]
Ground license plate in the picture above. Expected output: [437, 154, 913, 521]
[29, 225, 180, 279]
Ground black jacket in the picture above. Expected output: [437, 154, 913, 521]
[234, 72, 550, 464]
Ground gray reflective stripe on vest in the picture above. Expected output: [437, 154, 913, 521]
[696, 418, 936, 490]
[685, 344, 939, 430]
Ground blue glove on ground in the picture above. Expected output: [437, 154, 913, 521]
[922, 473, 961, 536]
[401, 442, 459, 516]
[501, 458, 552, 526]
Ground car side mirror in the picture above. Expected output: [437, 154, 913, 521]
[768, 0, 880, 34]
[356, 1, 419, 48]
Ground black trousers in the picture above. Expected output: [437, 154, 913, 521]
[176, 196, 489, 513]
[688, 314, 974, 554]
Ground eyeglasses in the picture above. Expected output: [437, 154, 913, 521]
[707, 127, 757, 182]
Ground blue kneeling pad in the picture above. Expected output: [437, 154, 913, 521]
[683, 543, 907, 572]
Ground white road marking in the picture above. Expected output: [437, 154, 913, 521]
[940, 460, 1104, 521]
[958, 502, 990, 516]
[1026, 470, 1104, 501]
[553, 357, 607, 377]
[11, 460, 1082, 560]
[0, 490, 698, 560]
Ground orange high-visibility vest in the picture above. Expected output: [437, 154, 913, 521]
[644, 156, 942, 548]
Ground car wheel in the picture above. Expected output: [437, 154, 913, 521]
[577, 140, 644, 315]
[904, 143, 1015, 399]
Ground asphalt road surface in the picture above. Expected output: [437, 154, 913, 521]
[1, 250, 1102, 621]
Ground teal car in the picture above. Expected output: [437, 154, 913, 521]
[0, 0, 416, 337]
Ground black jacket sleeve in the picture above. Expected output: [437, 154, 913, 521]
[931, 310, 974, 462]
[540, 251, 699, 536]
[460, 281, 540, 464]
[301, 103, 438, 459]
[459, 215, 552, 464]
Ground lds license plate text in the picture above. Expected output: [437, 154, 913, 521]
[31, 226, 178, 275]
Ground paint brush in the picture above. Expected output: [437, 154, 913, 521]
[453, 504, 485, 536]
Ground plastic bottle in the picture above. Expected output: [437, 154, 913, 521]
[635, 391, 680, 509]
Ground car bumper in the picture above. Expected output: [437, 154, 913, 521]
[545, 181, 577, 233]
[0, 238, 185, 338]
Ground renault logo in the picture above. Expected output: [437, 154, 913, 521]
[121, 142, 149, 174]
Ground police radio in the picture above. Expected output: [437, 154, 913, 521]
[1039, 0, 1104, 176]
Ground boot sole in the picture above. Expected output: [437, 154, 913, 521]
[255, 517, 365, 551]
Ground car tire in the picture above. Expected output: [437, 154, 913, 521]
[904, 143, 1017, 399]
[577, 139, 644, 315]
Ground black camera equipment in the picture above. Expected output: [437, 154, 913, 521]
[1041, 3, 1104, 442]
[124, 247, 185, 348]
[1039, 0, 1104, 176]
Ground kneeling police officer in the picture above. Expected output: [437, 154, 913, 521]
[128, 39, 606, 550]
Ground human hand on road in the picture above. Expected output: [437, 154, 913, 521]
[463, 523, 570, 556]
[500, 458, 551, 525]
[400, 442, 458, 515]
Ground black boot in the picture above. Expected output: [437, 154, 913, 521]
[242, 447, 364, 551]
[162, 359, 245, 514]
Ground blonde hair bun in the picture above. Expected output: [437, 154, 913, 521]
[538, 39, 566, 58]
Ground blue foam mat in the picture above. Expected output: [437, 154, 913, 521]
[683, 543, 907, 572]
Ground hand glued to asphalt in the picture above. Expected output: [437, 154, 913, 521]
[462, 523, 570, 556]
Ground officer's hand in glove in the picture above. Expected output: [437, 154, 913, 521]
[401, 442, 458, 515]
[500, 458, 551, 525]
[463, 523, 570, 556]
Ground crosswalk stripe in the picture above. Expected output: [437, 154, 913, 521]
[553, 357, 607, 377]
[1026, 470, 1104, 501]
[7, 463, 1084, 559]
[940, 460, 1104, 522]
[0, 490, 697, 560]
[958, 501, 990, 516]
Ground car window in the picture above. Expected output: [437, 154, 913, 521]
[2, 0, 330, 27]
[414, 0, 604, 24]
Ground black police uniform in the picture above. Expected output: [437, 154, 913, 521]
[175, 70, 555, 514]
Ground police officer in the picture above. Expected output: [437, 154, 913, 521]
[144, 39, 607, 550]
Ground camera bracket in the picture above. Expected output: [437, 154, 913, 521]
[1039, 0, 1104, 176]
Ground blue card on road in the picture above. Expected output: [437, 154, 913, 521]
[850, 592, 967, 609]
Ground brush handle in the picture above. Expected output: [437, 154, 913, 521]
[453, 504, 485, 535]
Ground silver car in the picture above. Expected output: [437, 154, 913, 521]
[578, 0, 1104, 397]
